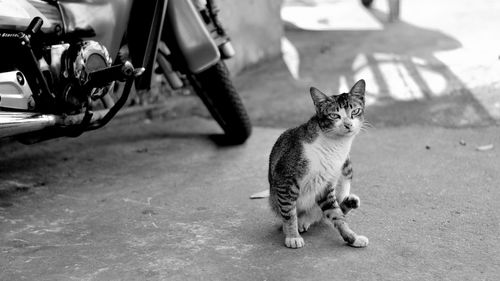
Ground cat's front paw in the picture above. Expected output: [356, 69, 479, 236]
[340, 194, 360, 214]
[344, 194, 360, 209]
[285, 236, 305, 249]
[348, 235, 369, 248]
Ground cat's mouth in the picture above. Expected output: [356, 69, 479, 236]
[324, 128, 357, 138]
[343, 128, 358, 136]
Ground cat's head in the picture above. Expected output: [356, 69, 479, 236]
[310, 79, 366, 138]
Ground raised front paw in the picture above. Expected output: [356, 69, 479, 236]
[344, 194, 360, 209]
[341, 194, 360, 214]
[285, 236, 305, 249]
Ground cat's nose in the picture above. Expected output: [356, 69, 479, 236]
[344, 122, 352, 129]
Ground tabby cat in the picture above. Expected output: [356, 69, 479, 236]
[268, 79, 368, 249]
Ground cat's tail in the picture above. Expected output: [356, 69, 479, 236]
[249, 189, 270, 199]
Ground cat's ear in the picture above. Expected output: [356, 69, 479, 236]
[349, 79, 366, 97]
[310, 87, 328, 106]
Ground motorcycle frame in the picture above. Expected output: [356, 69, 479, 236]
[0, 0, 221, 140]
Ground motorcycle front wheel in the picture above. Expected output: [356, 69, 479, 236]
[187, 61, 252, 145]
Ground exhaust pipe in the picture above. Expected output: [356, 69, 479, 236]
[0, 112, 57, 139]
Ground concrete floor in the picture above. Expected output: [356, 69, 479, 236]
[1, 119, 499, 280]
[2, 0, 500, 280]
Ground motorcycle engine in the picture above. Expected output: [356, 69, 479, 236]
[48, 40, 113, 112]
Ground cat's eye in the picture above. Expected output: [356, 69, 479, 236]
[351, 108, 362, 117]
[329, 113, 341, 120]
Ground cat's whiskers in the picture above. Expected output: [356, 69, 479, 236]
[360, 120, 374, 133]
[363, 120, 374, 128]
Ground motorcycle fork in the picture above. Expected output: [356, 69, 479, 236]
[157, 0, 236, 90]
[195, 0, 235, 59]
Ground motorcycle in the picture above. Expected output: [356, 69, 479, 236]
[0, 0, 252, 145]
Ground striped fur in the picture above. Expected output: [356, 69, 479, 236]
[268, 80, 369, 249]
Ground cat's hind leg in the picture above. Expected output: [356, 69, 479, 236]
[319, 183, 368, 248]
[272, 182, 304, 249]
[298, 204, 323, 233]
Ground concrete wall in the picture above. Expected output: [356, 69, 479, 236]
[217, 0, 284, 75]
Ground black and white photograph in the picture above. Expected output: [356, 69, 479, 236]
[0, 0, 499, 280]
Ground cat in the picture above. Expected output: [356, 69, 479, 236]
[268, 79, 369, 249]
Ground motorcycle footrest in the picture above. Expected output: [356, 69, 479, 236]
[86, 61, 143, 89]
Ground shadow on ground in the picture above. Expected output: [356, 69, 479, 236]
[236, 8, 496, 129]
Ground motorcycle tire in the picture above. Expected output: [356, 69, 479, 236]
[188, 61, 252, 145]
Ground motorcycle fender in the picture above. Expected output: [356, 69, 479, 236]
[167, 0, 220, 73]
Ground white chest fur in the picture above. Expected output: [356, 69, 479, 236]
[296, 133, 353, 211]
